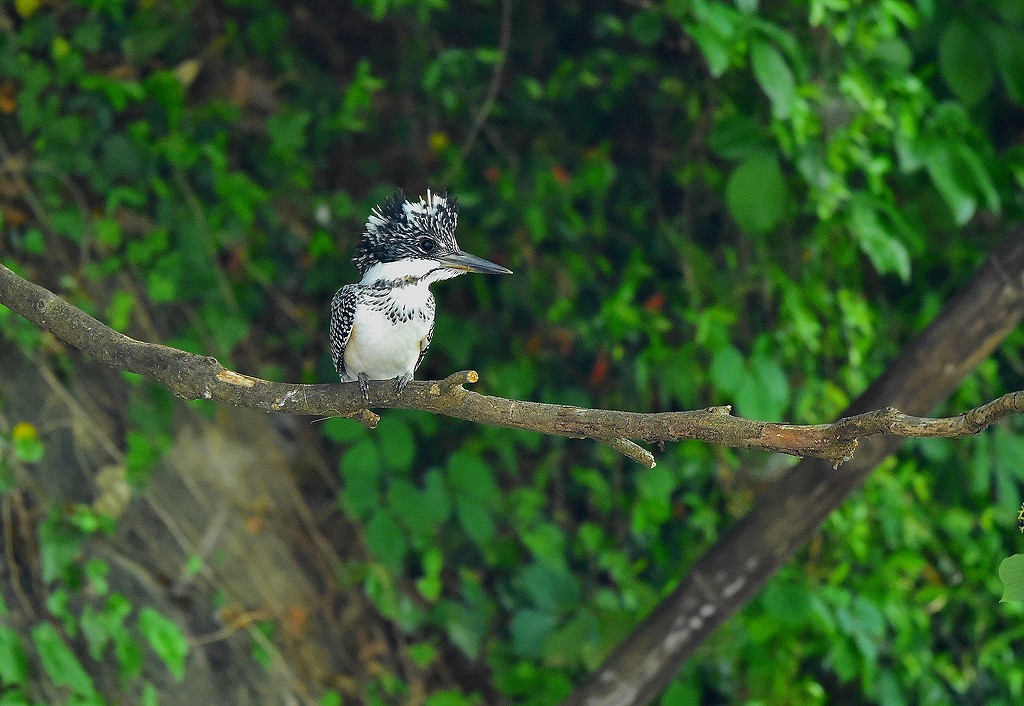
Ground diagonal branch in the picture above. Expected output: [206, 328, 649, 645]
[1, 259, 1023, 470]
[562, 233, 1024, 705]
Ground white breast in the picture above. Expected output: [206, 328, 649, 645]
[343, 284, 434, 381]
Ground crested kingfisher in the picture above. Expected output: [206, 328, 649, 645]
[331, 190, 512, 400]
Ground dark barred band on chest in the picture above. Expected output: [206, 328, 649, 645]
[365, 282, 434, 325]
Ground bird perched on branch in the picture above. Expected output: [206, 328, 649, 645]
[331, 190, 512, 400]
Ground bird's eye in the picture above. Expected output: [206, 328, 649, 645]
[419, 237, 436, 253]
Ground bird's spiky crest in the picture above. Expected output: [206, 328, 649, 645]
[354, 189, 460, 275]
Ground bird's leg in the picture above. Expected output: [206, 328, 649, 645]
[395, 372, 413, 395]
[358, 373, 370, 402]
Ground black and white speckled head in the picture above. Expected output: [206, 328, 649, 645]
[354, 190, 459, 274]
[354, 190, 512, 285]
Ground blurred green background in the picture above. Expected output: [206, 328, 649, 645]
[1, 0, 1024, 704]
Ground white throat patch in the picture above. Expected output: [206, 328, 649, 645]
[360, 259, 463, 286]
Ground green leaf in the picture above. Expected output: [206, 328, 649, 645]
[320, 690, 343, 706]
[448, 452, 499, 505]
[725, 152, 788, 234]
[710, 346, 745, 396]
[634, 463, 675, 531]
[138, 607, 189, 681]
[143, 682, 159, 706]
[708, 114, 770, 160]
[521, 562, 581, 613]
[114, 628, 144, 681]
[848, 197, 911, 283]
[32, 623, 95, 696]
[366, 508, 408, 570]
[923, 140, 977, 224]
[147, 271, 177, 303]
[939, 19, 994, 107]
[425, 690, 477, 706]
[106, 290, 136, 332]
[456, 499, 496, 547]
[81, 605, 111, 661]
[339, 440, 382, 520]
[92, 603, 137, 671]
[750, 38, 796, 119]
[408, 642, 438, 667]
[630, 9, 664, 46]
[94, 216, 122, 248]
[416, 548, 444, 601]
[437, 595, 488, 659]
[0, 689, 30, 706]
[761, 581, 812, 626]
[267, 109, 312, 156]
[510, 608, 558, 658]
[86, 557, 110, 596]
[388, 477, 450, 550]
[686, 24, 731, 77]
[662, 679, 701, 706]
[735, 370, 786, 423]
[994, 427, 1024, 514]
[999, 555, 1024, 602]
[47, 588, 74, 637]
[11, 422, 44, 463]
[0, 627, 29, 687]
[951, 142, 1000, 214]
[542, 609, 597, 666]
[21, 228, 44, 255]
[11, 436, 44, 463]
[39, 513, 83, 584]
[376, 416, 416, 472]
[996, 428, 1024, 482]
[988, 21, 1024, 104]
[201, 305, 250, 357]
[521, 522, 568, 568]
[80, 73, 146, 110]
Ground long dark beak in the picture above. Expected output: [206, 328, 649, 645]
[441, 250, 513, 275]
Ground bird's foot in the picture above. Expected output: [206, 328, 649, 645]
[358, 373, 370, 402]
[395, 372, 413, 395]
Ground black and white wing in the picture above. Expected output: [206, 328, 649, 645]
[414, 294, 436, 373]
[330, 285, 359, 379]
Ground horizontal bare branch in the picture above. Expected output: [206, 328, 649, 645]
[1, 261, 1021, 467]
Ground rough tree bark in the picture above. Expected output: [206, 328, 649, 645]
[563, 233, 1024, 706]
[1, 262, 1022, 470]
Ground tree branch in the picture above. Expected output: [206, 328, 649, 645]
[2, 260, 1024, 469]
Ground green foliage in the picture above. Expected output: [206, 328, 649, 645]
[2, 0, 1024, 703]
[10, 422, 44, 464]
[0, 507, 190, 702]
[0, 626, 30, 688]
[138, 607, 190, 681]
[32, 622, 96, 698]
[999, 555, 1024, 603]
[725, 152, 788, 235]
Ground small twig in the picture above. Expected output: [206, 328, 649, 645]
[192, 607, 274, 646]
[438, 369, 478, 395]
[456, 0, 512, 162]
[601, 438, 656, 468]
[340, 408, 380, 428]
